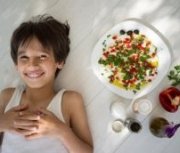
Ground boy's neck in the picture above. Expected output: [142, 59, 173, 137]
[24, 83, 56, 104]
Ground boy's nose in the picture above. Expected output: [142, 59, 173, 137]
[29, 58, 40, 66]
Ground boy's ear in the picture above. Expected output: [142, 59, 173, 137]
[57, 61, 64, 69]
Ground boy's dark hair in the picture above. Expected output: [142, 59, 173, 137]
[10, 14, 70, 77]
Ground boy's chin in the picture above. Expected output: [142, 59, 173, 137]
[25, 82, 46, 89]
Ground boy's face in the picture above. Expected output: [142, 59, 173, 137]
[16, 37, 63, 88]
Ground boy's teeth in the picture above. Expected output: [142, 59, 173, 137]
[29, 74, 39, 77]
[27, 72, 42, 78]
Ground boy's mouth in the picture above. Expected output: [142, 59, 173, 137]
[25, 71, 44, 79]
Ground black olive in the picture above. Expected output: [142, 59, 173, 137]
[134, 29, 139, 34]
[127, 30, 133, 36]
[120, 29, 125, 35]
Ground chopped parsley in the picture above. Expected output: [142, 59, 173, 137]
[168, 65, 180, 86]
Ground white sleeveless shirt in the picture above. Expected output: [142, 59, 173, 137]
[1, 85, 69, 153]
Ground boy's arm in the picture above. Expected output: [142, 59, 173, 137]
[0, 88, 14, 132]
[0, 88, 15, 115]
[61, 91, 93, 153]
[0, 88, 14, 146]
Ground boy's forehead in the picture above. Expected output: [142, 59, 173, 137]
[18, 37, 51, 54]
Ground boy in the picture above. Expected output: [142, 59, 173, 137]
[0, 15, 93, 153]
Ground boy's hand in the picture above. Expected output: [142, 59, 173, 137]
[15, 108, 67, 139]
[0, 104, 28, 133]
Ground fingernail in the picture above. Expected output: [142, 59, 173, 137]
[37, 115, 40, 120]
[33, 127, 37, 131]
[19, 112, 23, 116]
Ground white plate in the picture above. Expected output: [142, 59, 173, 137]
[91, 18, 172, 99]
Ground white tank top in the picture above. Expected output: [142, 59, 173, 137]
[1, 85, 69, 153]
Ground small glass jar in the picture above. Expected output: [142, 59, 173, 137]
[150, 117, 169, 138]
[110, 101, 125, 118]
[112, 119, 125, 133]
[132, 98, 152, 115]
[124, 118, 142, 133]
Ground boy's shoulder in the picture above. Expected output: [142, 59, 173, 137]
[62, 90, 84, 114]
[0, 87, 15, 97]
[0, 88, 15, 108]
[63, 90, 83, 103]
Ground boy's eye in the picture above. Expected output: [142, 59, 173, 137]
[19, 56, 28, 60]
[40, 55, 48, 60]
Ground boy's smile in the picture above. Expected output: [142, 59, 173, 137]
[25, 70, 45, 80]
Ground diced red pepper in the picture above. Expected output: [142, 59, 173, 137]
[112, 35, 118, 40]
[103, 52, 109, 58]
[137, 44, 145, 51]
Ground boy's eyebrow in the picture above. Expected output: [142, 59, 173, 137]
[17, 50, 26, 56]
[17, 49, 51, 56]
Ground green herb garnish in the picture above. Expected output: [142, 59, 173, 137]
[168, 65, 180, 86]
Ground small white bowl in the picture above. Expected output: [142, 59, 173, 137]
[132, 98, 152, 115]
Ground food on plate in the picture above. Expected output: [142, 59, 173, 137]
[98, 29, 159, 93]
